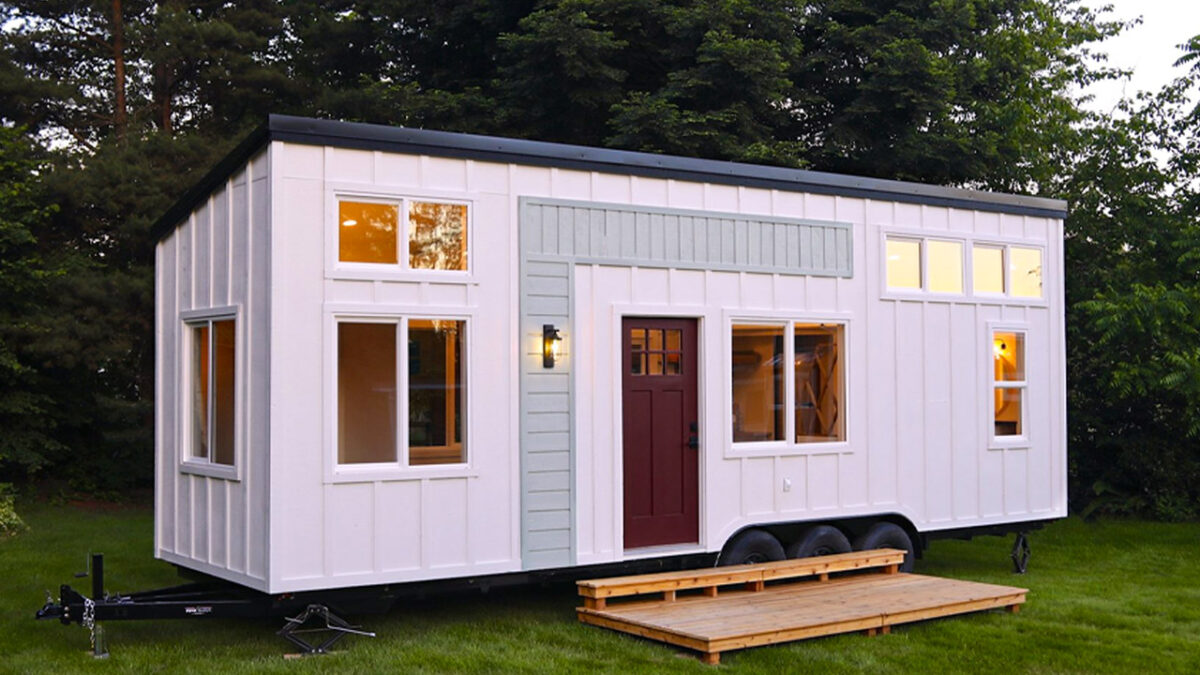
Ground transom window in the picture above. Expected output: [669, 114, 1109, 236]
[973, 244, 1042, 298]
[337, 318, 466, 467]
[885, 237, 963, 294]
[188, 316, 236, 466]
[992, 331, 1025, 438]
[338, 198, 468, 271]
[731, 322, 845, 445]
[886, 235, 1043, 299]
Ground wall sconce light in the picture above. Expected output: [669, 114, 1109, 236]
[543, 324, 563, 368]
[993, 340, 1008, 358]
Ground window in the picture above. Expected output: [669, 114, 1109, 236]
[886, 237, 963, 294]
[973, 245, 1005, 294]
[886, 238, 921, 290]
[189, 317, 236, 466]
[337, 318, 466, 467]
[973, 244, 1043, 298]
[927, 240, 964, 293]
[732, 322, 844, 445]
[992, 331, 1025, 437]
[630, 327, 683, 376]
[338, 198, 468, 271]
[1009, 247, 1042, 298]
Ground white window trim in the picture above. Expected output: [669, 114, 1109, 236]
[325, 183, 475, 282]
[179, 305, 242, 481]
[724, 310, 852, 458]
[987, 321, 1030, 451]
[325, 306, 477, 483]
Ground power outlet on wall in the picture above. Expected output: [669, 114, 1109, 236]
[782, 478, 792, 492]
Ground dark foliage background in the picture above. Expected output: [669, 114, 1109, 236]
[1, 1, 1198, 518]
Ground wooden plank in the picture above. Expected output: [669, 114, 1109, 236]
[577, 567, 1027, 666]
[578, 549, 905, 599]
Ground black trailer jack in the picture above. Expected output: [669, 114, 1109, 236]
[36, 554, 376, 658]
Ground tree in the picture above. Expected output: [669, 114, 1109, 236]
[0, 126, 63, 478]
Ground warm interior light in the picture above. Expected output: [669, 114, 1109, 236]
[543, 324, 562, 368]
[341, 219, 358, 227]
[993, 340, 1007, 358]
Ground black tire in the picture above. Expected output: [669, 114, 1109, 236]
[785, 525, 852, 559]
[719, 529, 785, 566]
[853, 522, 916, 572]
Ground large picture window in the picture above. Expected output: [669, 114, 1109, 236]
[338, 198, 468, 271]
[189, 317, 236, 466]
[732, 321, 845, 446]
[337, 318, 466, 467]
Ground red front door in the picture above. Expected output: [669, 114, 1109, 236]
[622, 318, 699, 549]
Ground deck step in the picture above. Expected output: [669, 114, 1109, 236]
[576, 552, 1026, 665]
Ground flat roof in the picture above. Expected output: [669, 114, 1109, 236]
[152, 115, 1068, 240]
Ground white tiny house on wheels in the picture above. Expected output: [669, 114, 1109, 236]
[153, 115, 1067, 594]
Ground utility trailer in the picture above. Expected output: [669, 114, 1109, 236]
[39, 115, 1065, 652]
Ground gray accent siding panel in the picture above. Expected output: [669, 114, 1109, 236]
[517, 197, 854, 571]
[522, 199, 852, 276]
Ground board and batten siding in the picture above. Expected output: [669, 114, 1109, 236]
[264, 142, 519, 593]
[519, 197, 852, 569]
[155, 149, 271, 591]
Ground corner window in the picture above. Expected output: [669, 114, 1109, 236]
[972, 244, 1043, 299]
[338, 198, 468, 271]
[732, 321, 845, 446]
[1009, 247, 1043, 298]
[992, 331, 1025, 437]
[337, 318, 466, 467]
[189, 317, 236, 466]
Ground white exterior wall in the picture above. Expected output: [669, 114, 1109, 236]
[155, 150, 272, 590]
[157, 135, 1065, 593]
[569, 188, 1066, 564]
[265, 142, 521, 593]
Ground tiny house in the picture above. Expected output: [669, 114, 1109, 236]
[153, 115, 1067, 594]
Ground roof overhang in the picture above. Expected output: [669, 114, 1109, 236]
[151, 114, 1070, 241]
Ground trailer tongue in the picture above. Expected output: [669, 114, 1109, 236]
[36, 553, 377, 657]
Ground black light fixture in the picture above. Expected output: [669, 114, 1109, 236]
[543, 324, 562, 368]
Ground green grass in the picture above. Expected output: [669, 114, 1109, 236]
[2, 503, 1199, 673]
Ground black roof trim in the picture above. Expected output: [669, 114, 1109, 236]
[152, 115, 1068, 240]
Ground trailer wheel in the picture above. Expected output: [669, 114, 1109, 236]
[719, 529, 785, 566]
[785, 525, 852, 559]
[853, 522, 915, 572]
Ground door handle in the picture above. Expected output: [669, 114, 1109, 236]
[688, 422, 699, 449]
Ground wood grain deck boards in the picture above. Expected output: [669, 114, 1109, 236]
[578, 570, 1027, 664]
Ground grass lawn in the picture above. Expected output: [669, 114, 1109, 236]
[2, 503, 1199, 673]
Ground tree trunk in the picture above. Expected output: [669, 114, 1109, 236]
[112, 0, 127, 141]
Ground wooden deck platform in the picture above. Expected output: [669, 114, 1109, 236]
[577, 550, 1026, 665]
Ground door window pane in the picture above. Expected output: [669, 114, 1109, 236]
[973, 245, 1004, 294]
[338, 323, 397, 464]
[794, 325, 844, 442]
[886, 238, 921, 289]
[927, 240, 963, 293]
[1010, 247, 1043, 298]
[732, 325, 784, 442]
[409, 202, 467, 271]
[339, 201, 399, 263]
[212, 320, 236, 465]
[408, 319, 465, 465]
[191, 324, 210, 460]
